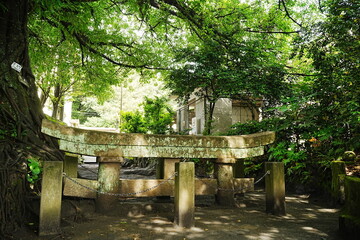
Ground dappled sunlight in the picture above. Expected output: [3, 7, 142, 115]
[301, 226, 329, 237]
[59, 191, 341, 240]
[317, 208, 339, 213]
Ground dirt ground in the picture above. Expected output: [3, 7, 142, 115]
[14, 189, 344, 240]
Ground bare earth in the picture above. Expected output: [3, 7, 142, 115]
[15, 189, 343, 240]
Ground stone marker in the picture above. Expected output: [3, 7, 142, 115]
[331, 160, 346, 203]
[174, 162, 195, 228]
[39, 161, 63, 236]
[96, 157, 122, 213]
[265, 162, 286, 215]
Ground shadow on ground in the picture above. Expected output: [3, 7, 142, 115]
[16, 189, 343, 240]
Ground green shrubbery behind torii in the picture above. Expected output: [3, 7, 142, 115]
[119, 96, 174, 135]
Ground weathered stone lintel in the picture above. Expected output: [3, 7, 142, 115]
[42, 119, 275, 149]
[58, 140, 264, 159]
[63, 178, 218, 198]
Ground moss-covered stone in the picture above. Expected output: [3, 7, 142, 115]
[343, 151, 356, 161]
[344, 176, 360, 218]
[339, 176, 360, 237]
[331, 161, 346, 202]
[339, 214, 360, 238]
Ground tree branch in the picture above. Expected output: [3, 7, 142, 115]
[279, 0, 302, 28]
[245, 28, 300, 34]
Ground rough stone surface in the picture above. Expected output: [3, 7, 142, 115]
[96, 162, 121, 213]
[331, 161, 346, 203]
[41, 118, 274, 159]
[64, 154, 78, 178]
[42, 118, 275, 149]
[174, 162, 195, 228]
[215, 162, 235, 206]
[39, 161, 63, 236]
[58, 140, 265, 159]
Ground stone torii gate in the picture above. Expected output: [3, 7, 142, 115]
[39, 118, 276, 235]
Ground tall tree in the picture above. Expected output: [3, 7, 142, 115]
[165, 1, 295, 134]
[0, 0, 235, 235]
[0, 0, 63, 235]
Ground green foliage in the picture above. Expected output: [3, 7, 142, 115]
[26, 158, 42, 184]
[120, 111, 147, 133]
[120, 96, 174, 134]
[142, 96, 174, 134]
[227, 118, 284, 135]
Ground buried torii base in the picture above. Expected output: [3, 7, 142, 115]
[39, 118, 276, 235]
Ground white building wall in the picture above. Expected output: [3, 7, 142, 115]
[195, 98, 205, 134]
[212, 98, 233, 134]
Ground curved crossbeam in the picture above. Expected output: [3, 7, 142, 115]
[42, 119, 275, 160]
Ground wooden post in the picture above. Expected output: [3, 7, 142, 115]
[233, 159, 245, 178]
[63, 153, 78, 178]
[96, 157, 122, 213]
[39, 161, 63, 236]
[215, 158, 235, 206]
[265, 162, 286, 215]
[174, 162, 195, 228]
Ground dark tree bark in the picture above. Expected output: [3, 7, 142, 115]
[0, 0, 62, 236]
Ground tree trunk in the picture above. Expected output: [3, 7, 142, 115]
[0, 0, 62, 237]
[204, 100, 216, 135]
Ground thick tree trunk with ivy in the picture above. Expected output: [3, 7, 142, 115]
[0, 0, 62, 236]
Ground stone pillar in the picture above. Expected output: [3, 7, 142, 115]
[215, 158, 235, 206]
[331, 161, 346, 203]
[156, 158, 180, 201]
[63, 153, 78, 178]
[265, 162, 286, 215]
[339, 176, 360, 237]
[174, 162, 195, 228]
[233, 159, 245, 178]
[39, 161, 63, 236]
[96, 157, 122, 214]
